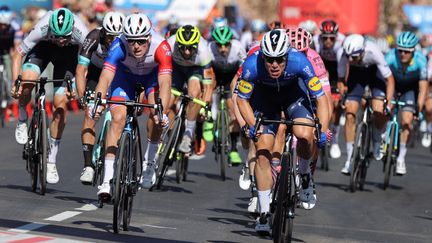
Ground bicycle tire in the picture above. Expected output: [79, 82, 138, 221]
[358, 125, 371, 191]
[272, 152, 294, 243]
[218, 108, 226, 181]
[27, 122, 37, 192]
[113, 132, 129, 233]
[123, 136, 138, 231]
[0, 71, 5, 128]
[383, 124, 396, 190]
[182, 155, 189, 181]
[319, 143, 329, 171]
[93, 120, 110, 186]
[38, 110, 48, 195]
[349, 122, 364, 193]
[155, 117, 182, 189]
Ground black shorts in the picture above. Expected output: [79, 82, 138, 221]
[323, 59, 338, 88]
[22, 41, 79, 91]
[172, 62, 204, 90]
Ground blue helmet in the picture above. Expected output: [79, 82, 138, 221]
[396, 31, 418, 49]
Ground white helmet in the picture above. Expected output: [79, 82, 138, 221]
[299, 20, 317, 35]
[122, 13, 152, 39]
[343, 34, 365, 56]
[261, 29, 290, 57]
[0, 10, 12, 25]
[103, 11, 125, 35]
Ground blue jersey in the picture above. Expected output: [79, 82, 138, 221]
[385, 49, 427, 89]
[237, 48, 325, 100]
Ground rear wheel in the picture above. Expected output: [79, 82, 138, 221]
[113, 133, 128, 233]
[358, 125, 371, 191]
[383, 124, 396, 190]
[218, 110, 227, 181]
[38, 111, 48, 195]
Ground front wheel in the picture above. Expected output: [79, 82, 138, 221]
[383, 124, 396, 190]
[38, 110, 48, 195]
[113, 132, 129, 233]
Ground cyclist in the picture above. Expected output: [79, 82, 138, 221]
[237, 29, 329, 233]
[167, 25, 214, 154]
[11, 8, 89, 184]
[339, 34, 395, 174]
[422, 47, 432, 147]
[91, 13, 172, 197]
[208, 25, 246, 165]
[240, 19, 267, 52]
[385, 31, 428, 175]
[0, 7, 22, 118]
[75, 11, 125, 184]
[313, 20, 345, 159]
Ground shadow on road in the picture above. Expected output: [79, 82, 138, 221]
[0, 184, 70, 195]
[54, 196, 96, 204]
[0, 218, 193, 242]
[187, 171, 233, 181]
[149, 185, 193, 194]
[414, 215, 432, 221]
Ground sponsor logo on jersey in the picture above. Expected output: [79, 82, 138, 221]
[303, 65, 313, 77]
[308, 77, 322, 91]
[238, 80, 253, 94]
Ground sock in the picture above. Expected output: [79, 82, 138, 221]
[211, 92, 218, 121]
[301, 173, 311, 189]
[82, 143, 94, 167]
[397, 143, 407, 162]
[298, 157, 311, 174]
[103, 157, 114, 184]
[145, 141, 160, 165]
[257, 189, 271, 214]
[18, 104, 28, 122]
[48, 137, 60, 164]
[250, 175, 257, 197]
[271, 159, 280, 185]
[230, 132, 239, 151]
[428, 122, 432, 133]
[346, 142, 354, 162]
[331, 124, 340, 144]
[185, 119, 196, 137]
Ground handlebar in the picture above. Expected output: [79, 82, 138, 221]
[14, 75, 73, 97]
[171, 89, 207, 107]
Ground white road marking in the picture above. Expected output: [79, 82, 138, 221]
[166, 169, 176, 176]
[44, 211, 82, 222]
[189, 154, 206, 160]
[8, 222, 48, 233]
[75, 203, 98, 211]
[142, 224, 177, 230]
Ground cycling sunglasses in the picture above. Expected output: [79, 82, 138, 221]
[216, 42, 231, 48]
[178, 44, 198, 52]
[397, 48, 414, 54]
[321, 35, 336, 41]
[264, 55, 286, 64]
[127, 39, 148, 46]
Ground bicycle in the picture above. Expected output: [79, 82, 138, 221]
[15, 75, 73, 195]
[0, 56, 9, 127]
[84, 91, 112, 189]
[213, 85, 232, 180]
[382, 96, 406, 190]
[348, 94, 376, 192]
[251, 114, 321, 243]
[152, 89, 207, 190]
[92, 89, 163, 233]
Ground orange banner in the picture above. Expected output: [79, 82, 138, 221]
[280, 0, 380, 35]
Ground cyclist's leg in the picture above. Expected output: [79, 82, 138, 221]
[287, 95, 316, 209]
[80, 64, 100, 182]
[342, 66, 364, 172]
[397, 90, 416, 174]
[98, 71, 131, 196]
[423, 85, 432, 147]
[370, 76, 387, 160]
[271, 112, 285, 184]
[226, 83, 241, 164]
[15, 43, 48, 144]
[48, 45, 79, 174]
[327, 60, 342, 158]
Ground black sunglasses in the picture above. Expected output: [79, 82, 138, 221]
[398, 49, 413, 54]
[216, 42, 231, 48]
[264, 56, 286, 64]
[127, 39, 148, 46]
[178, 44, 197, 52]
[321, 36, 336, 41]
[53, 34, 71, 40]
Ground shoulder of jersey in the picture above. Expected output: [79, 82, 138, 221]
[414, 50, 427, 62]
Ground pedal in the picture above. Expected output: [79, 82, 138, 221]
[98, 193, 111, 203]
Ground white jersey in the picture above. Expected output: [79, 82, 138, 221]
[338, 40, 392, 80]
[18, 10, 89, 56]
[313, 32, 345, 62]
[208, 39, 246, 75]
[167, 35, 212, 67]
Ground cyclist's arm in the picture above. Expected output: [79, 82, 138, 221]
[155, 39, 173, 112]
[75, 64, 88, 98]
[11, 49, 23, 82]
[76, 29, 100, 98]
[237, 96, 255, 127]
[95, 69, 114, 99]
[385, 74, 395, 106]
[418, 80, 428, 113]
[230, 74, 246, 127]
[201, 66, 214, 103]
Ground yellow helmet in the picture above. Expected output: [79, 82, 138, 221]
[176, 25, 201, 46]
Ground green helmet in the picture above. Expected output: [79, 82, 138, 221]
[49, 8, 74, 36]
[212, 26, 233, 45]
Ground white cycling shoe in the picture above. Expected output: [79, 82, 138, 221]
[15, 122, 28, 145]
[255, 212, 272, 235]
[247, 196, 259, 213]
[80, 166, 95, 184]
[300, 177, 316, 210]
[46, 164, 59, 184]
[421, 133, 431, 148]
[341, 160, 351, 175]
[396, 158, 407, 175]
[330, 144, 342, 159]
[97, 182, 111, 197]
[141, 162, 156, 189]
[239, 165, 251, 190]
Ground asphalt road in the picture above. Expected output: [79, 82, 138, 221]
[0, 113, 431, 243]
